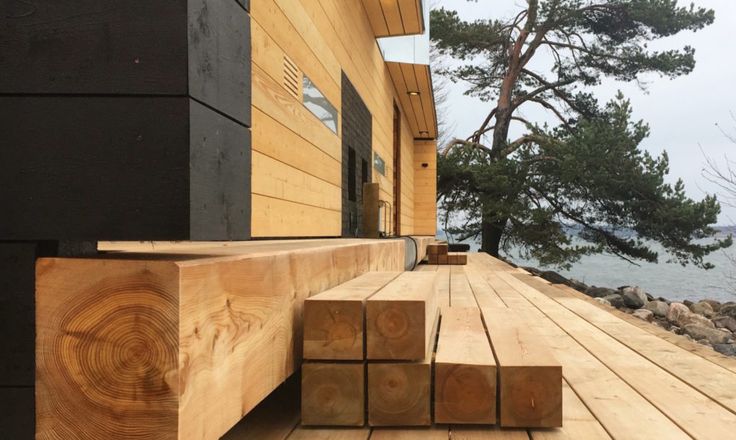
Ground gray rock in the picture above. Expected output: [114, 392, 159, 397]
[720, 303, 736, 319]
[569, 279, 589, 292]
[690, 301, 715, 318]
[644, 300, 669, 318]
[683, 324, 732, 345]
[594, 298, 611, 306]
[632, 309, 654, 322]
[702, 299, 722, 313]
[666, 303, 692, 326]
[645, 292, 655, 302]
[685, 313, 716, 329]
[586, 286, 618, 298]
[713, 316, 736, 332]
[683, 299, 694, 308]
[622, 286, 647, 309]
[714, 344, 736, 356]
[541, 271, 569, 285]
[603, 294, 625, 308]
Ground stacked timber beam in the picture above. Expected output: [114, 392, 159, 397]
[301, 271, 439, 427]
[427, 242, 467, 265]
[299, 258, 563, 429]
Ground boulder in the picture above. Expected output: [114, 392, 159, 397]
[644, 300, 669, 318]
[632, 309, 654, 322]
[622, 286, 647, 309]
[586, 286, 618, 298]
[603, 294, 625, 309]
[714, 344, 736, 357]
[720, 303, 736, 319]
[683, 299, 694, 308]
[666, 303, 692, 326]
[683, 324, 732, 345]
[690, 301, 715, 318]
[713, 316, 736, 333]
[686, 313, 716, 329]
[569, 279, 589, 293]
[702, 299, 722, 313]
[541, 270, 569, 285]
[594, 298, 611, 306]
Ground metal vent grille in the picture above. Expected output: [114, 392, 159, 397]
[283, 56, 301, 99]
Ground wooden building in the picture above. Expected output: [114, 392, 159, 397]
[0, 0, 437, 438]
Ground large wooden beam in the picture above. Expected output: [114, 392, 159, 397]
[434, 307, 496, 424]
[303, 272, 401, 360]
[36, 240, 404, 439]
[481, 307, 563, 428]
[365, 272, 438, 360]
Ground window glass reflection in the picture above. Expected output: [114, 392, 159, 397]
[303, 75, 338, 134]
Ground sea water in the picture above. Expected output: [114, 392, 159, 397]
[443, 232, 736, 303]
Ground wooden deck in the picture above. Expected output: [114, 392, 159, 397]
[224, 253, 736, 440]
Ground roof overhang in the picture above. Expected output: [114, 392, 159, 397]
[362, 0, 425, 37]
[386, 62, 438, 139]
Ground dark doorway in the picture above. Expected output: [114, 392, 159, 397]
[341, 72, 372, 237]
[393, 102, 401, 236]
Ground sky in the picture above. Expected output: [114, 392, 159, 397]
[431, 0, 736, 225]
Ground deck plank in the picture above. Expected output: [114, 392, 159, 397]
[450, 426, 529, 439]
[369, 427, 450, 439]
[504, 272, 736, 439]
[552, 283, 736, 374]
[552, 293, 736, 414]
[450, 266, 477, 308]
[529, 381, 612, 440]
[287, 427, 370, 440]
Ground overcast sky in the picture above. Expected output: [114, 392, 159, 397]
[431, 0, 736, 225]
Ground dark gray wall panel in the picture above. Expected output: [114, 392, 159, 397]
[188, 0, 251, 126]
[0, 97, 251, 241]
[0, 243, 37, 387]
[0, 0, 251, 126]
[0, 96, 191, 241]
[341, 72, 373, 237]
[0, 1, 188, 95]
[190, 100, 252, 240]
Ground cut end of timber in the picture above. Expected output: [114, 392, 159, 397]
[500, 365, 563, 428]
[434, 363, 497, 424]
[301, 363, 365, 426]
[367, 363, 432, 427]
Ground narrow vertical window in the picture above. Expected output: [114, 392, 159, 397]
[361, 158, 368, 196]
[348, 147, 356, 202]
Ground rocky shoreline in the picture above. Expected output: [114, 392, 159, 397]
[524, 267, 736, 357]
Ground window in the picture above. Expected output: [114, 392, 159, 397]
[361, 158, 368, 196]
[303, 75, 338, 134]
[348, 147, 356, 202]
[373, 152, 386, 176]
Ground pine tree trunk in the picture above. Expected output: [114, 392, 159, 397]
[481, 216, 506, 257]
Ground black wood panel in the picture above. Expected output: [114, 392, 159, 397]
[0, 388, 34, 439]
[188, 0, 251, 126]
[189, 100, 251, 240]
[0, 243, 37, 387]
[0, 1, 188, 95]
[0, 97, 251, 241]
[0, 0, 251, 126]
[341, 73, 373, 237]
